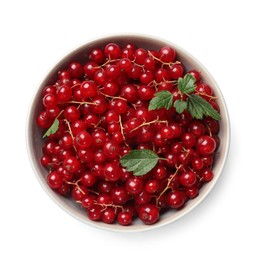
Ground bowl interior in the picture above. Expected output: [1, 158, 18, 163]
[27, 34, 230, 232]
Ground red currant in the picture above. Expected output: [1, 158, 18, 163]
[138, 204, 159, 225]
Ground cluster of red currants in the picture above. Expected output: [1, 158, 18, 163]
[37, 42, 220, 225]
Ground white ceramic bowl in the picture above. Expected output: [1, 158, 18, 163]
[26, 34, 230, 232]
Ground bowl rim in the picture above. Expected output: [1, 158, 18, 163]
[26, 33, 231, 232]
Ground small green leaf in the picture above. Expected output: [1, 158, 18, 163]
[177, 74, 196, 94]
[174, 100, 187, 114]
[187, 94, 221, 120]
[148, 90, 173, 111]
[120, 149, 160, 176]
[43, 118, 59, 138]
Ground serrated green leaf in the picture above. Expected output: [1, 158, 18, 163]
[43, 118, 59, 138]
[187, 94, 221, 120]
[174, 100, 187, 114]
[120, 149, 159, 176]
[148, 90, 173, 111]
[177, 74, 196, 94]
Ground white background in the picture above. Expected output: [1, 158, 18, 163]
[0, 0, 259, 259]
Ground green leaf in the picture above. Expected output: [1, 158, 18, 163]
[187, 94, 221, 120]
[177, 74, 196, 94]
[148, 90, 173, 111]
[120, 149, 159, 176]
[174, 100, 187, 114]
[43, 118, 59, 138]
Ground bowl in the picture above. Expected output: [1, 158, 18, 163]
[26, 34, 230, 232]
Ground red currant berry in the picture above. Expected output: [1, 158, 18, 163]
[78, 148, 94, 163]
[42, 85, 56, 96]
[102, 208, 116, 224]
[92, 129, 106, 147]
[196, 83, 213, 101]
[179, 171, 197, 187]
[68, 62, 83, 78]
[169, 63, 184, 79]
[47, 171, 63, 189]
[117, 212, 132, 226]
[160, 125, 175, 139]
[97, 181, 115, 194]
[97, 193, 112, 205]
[155, 68, 170, 83]
[103, 162, 122, 182]
[185, 186, 199, 199]
[126, 177, 144, 195]
[80, 81, 98, 98]
[144, 57, 155, 70]
[94, 70, 107, 85]
[166, 191, 185, 209]
[169, 123, 182, 139]
[83, 61, 99, 79]
[82, 195, 95, 208]
[140, 71, 153, 84]
[43, 94, 57, 109]
[37, 111, 52, 128]
[63, 156, 81, 173]
[56, 84, 72, 102]
[199, 168, 214, 182]
[41, 155, 51, 167]
[64, 106, 80, 122]
[80, 171, 97, 187]
[46, 107, 61, 119]
[87, 205, 103, 221]
[90, 96, 107, 114]
[58, 70, 71, 81]
[197, 135, 217, 155]
[89, 48, 104, 64]
[120, 84, 138, 102]
[127, 65, 142, 80]
[110, 187, 129, 205]
[189, 121, 206, 137]
[138, 85, 154, 100]
[105, 64, 121, 80]
[158, 46, 176, 63]
[138, 204, 159, 225]
[182, 133, 196, 148]
[118, 58, 132, 71]
[103, 141, 120, 159]
[59, 133, 73, 149]
[102, 81, 119, 96]
[135, 191, 152, 205]
[144, 179, 159, 194]
[104, 43, 121, 59]
[71, 120, 87, 135]
[134, 48, 148, 65]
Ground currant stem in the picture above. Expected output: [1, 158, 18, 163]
[95, 58, 120, 68]
[64, 119, 78, 152]
[195, 91, 218, 100]
[130, 118, 168, 132]
[119, 115, 126, 140]
[56, 109, 64, 119]
[94, 202, 124, 211]
[71, 83, 81, 89]
[156, 164, 183, 206]
[100, 92, 127, 101]
[63, 100, 97, 105]
[148, 50, 181, 67]
[65, 179, 86, 195]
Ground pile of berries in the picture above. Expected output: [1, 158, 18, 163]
[37, 42, 220, 225]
